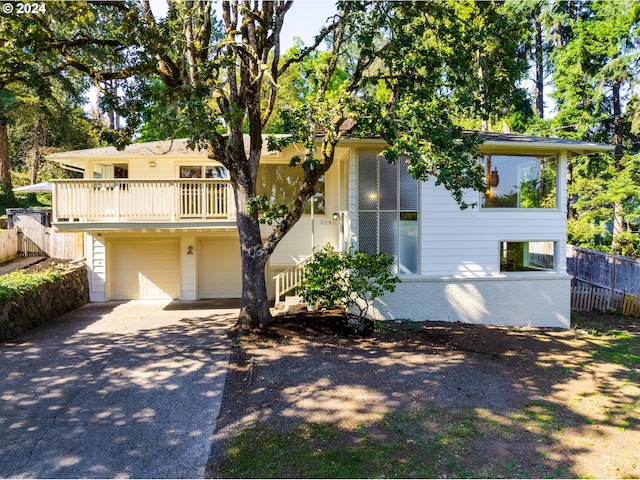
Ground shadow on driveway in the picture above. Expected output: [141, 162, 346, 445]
[0, 300, 236, 479]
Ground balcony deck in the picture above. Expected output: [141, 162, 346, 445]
[53, 179, 236, 230]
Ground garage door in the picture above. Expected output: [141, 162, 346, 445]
[110, 239, 180, 300]
[198, 238, 242, 298]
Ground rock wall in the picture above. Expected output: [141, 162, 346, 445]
[0, 265, 89, 341]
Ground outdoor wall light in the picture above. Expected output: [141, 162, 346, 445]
[332, 212, 339, 221]
[187, 246, 194, 255]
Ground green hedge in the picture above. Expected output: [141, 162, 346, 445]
[0, 265, 67, 300]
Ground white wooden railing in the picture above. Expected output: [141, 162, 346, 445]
[273, 256, 313, 302]
[53, 179, 236, 223]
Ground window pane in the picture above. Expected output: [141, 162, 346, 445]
[359, 212, 378, 255]
[114, 165, 128, 179]
[358, 152, 420, 274]
[483, 156, 556, 208]
[205, 166, 228, 179]
[379, 159, 397, 210]
[500, 241, 555, 271]
[180, 166, 202, 178]
[400, 213, 418, 274]
[379, 211, 398, 258]
[359, 152, 379, 210]
[256, 164, 324, 214]
[399, 158, 418, 210]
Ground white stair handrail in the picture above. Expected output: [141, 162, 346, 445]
[273, 256, 313, 302]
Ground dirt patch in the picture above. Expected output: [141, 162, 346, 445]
[21, 257, 69, 273]
[211, 309, 640, 478]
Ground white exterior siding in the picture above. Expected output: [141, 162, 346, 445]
[348, 148, 571, 328]
[267, 217, 340, 266]
[419, 154, 568, 277]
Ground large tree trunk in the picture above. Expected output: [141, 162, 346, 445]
[566, 160, 574, 219]
[30, 111, 43, 184]
[0, 122, 11, 190]
[232, 162, 273, 331]
[533, 5, 544, 119]
[611, 79, 624, 254]
[237, 245, 271, 330]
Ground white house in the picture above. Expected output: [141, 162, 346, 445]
[47, 132, 611, 328]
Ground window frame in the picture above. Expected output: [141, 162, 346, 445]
[177, 164, 229, 179]
[357, 151, 420, 275]
[498, 240, 557, 273]
[481, 154, 559, 210]
[256, 163, 326, 215]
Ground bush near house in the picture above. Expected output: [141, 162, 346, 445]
[299, 244, 400, 330]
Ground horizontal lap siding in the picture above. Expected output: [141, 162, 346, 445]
[266, 217, 340, 267]
[419, 180, 567, 276]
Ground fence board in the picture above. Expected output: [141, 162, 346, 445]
[571, 286, 624, 312]
[567, 245, 640, 296]
[0, 229, 18, 263]
[571, 286, 593, 311]
[622, 294, 640, 317]
[12, 213, 84, 260]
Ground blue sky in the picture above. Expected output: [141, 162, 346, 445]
[147, 0, 337, 50]
[278, 1, 337, 49]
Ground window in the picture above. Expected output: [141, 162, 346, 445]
[92, 163, 128, 179]
[256, 164, 325, 214]
[500, 241, 555, 272]
[482, 155, 557, 208]
[179, 165, 228, 179]
[114, 165, 128, 179]
[358, 151, 419, 274]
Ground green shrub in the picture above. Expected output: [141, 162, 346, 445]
[299, 244, 400, 325]
[0, 265, 67, 300]
[615, 230, 640, 258]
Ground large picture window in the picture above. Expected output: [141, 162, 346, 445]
[257, 164, 325, 214]
[482, 155, 557, 208]
[358, 151, 419, 274]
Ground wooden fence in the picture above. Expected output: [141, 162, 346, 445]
[568, 245, 640, 316]
[566, 245, 640, 295]
[0, 228, 18, 263]
[9, 211, 84, 260]
[17, 224, 84, 259]
[571, 286, 640, 316]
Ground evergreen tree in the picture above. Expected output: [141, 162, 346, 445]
[549, 0, 640, 254]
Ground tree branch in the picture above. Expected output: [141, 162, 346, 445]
[316, 4, 350, 102]
[276, 21, 337, 77]
[260, 1, 293, 128]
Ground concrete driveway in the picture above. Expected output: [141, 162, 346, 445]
[0, 300, 237, 478]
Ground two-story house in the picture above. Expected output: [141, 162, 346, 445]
[47, 132, 611, 328]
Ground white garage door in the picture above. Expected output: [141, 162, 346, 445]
[110, 239, 180, 300]
[198, 238, 242, 298]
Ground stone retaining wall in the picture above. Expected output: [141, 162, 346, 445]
[0, 265, 89, 341]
